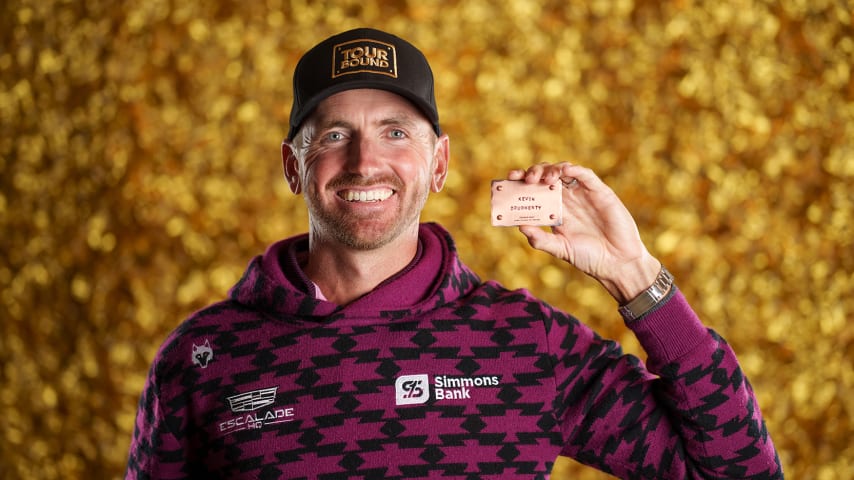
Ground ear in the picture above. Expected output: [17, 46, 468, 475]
[430, 134, 450, 193]
[282, 141, 302, 194]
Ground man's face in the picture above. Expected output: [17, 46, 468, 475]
[286, 89, 448, 250]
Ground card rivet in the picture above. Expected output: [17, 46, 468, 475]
[550, 214, 556, 219]
[549, 184, 556, 190]
[496, 185, 503, 191]
[497, 215, 503, 220]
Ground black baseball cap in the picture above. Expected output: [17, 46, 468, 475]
[287, 28, 441, 141]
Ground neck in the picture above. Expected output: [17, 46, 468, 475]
[303, 229, 420, 305]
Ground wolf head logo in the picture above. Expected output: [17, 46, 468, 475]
[192, 340, 214, 368]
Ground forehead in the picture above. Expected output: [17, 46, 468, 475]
[312, 88, 429, 125]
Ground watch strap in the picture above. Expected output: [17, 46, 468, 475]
[618, 266, 674, 321]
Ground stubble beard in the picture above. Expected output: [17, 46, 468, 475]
[306, 174, 430, 250]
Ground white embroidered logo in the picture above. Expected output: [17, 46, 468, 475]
[191, 340, 214, 368]
[227, 387, 278, 412]
[395, 374, 430, 405]
[395, 374, 503, 405]
[219, 386, 295, 435]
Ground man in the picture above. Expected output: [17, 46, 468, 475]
[126, 28, 783, 479]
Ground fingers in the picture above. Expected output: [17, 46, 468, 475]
[506, 163, 561, 184]
[508, 162, 599, 190]
[507, 168, 527, 181]
[519, 225, 568, 261]
[518, 225, 547, 250]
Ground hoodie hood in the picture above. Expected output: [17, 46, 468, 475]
[228, 223, 481, 322]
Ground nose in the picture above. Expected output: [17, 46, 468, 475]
[346, 134, 383, 176]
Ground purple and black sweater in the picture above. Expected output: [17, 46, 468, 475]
[126, 223, 782, 479]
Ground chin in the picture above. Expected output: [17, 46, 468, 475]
[334, 219, 419, 251]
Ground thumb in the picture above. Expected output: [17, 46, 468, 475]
[519, 226, 559, 257]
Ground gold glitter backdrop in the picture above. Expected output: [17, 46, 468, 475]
[1, 0, 852, 478]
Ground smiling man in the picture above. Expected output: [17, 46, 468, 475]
[284, 88, 448, 303]
[126, 28, 783, 479]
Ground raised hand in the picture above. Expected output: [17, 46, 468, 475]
[508, 162, 661, 303]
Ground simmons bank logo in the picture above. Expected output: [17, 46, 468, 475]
[395, 374, 501, 406]
[395, 374, 430, 405]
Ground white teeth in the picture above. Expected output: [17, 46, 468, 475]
[343, 189, 393, 202]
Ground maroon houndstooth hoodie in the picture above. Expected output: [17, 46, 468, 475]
[126, 223, 782, 479]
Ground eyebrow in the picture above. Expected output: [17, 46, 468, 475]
[316, 112, 421, 132]
[378, 115, 419, 129]
[317, 119, 353, 132]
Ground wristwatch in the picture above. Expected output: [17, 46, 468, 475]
[618, 266, 674, 321]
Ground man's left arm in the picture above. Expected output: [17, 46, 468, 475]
[547, 285, 782, 478]
[509, 162, 783, 477]
[628, 286, 782, 477]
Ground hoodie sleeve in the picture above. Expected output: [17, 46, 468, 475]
[549, 288, 783, 479]
[125, 357, 189, 479]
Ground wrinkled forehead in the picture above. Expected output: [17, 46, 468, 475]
[304, 89, 435, 133]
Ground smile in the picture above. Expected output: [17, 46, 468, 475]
[340, 188, 394, 202]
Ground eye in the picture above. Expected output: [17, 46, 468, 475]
[326, 131, 344, 142]
[389, 128, 406, 139]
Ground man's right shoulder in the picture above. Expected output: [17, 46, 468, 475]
[153, 299, 250, 363]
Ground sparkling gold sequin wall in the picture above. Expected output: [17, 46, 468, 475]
[1, 0, 851, 478]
